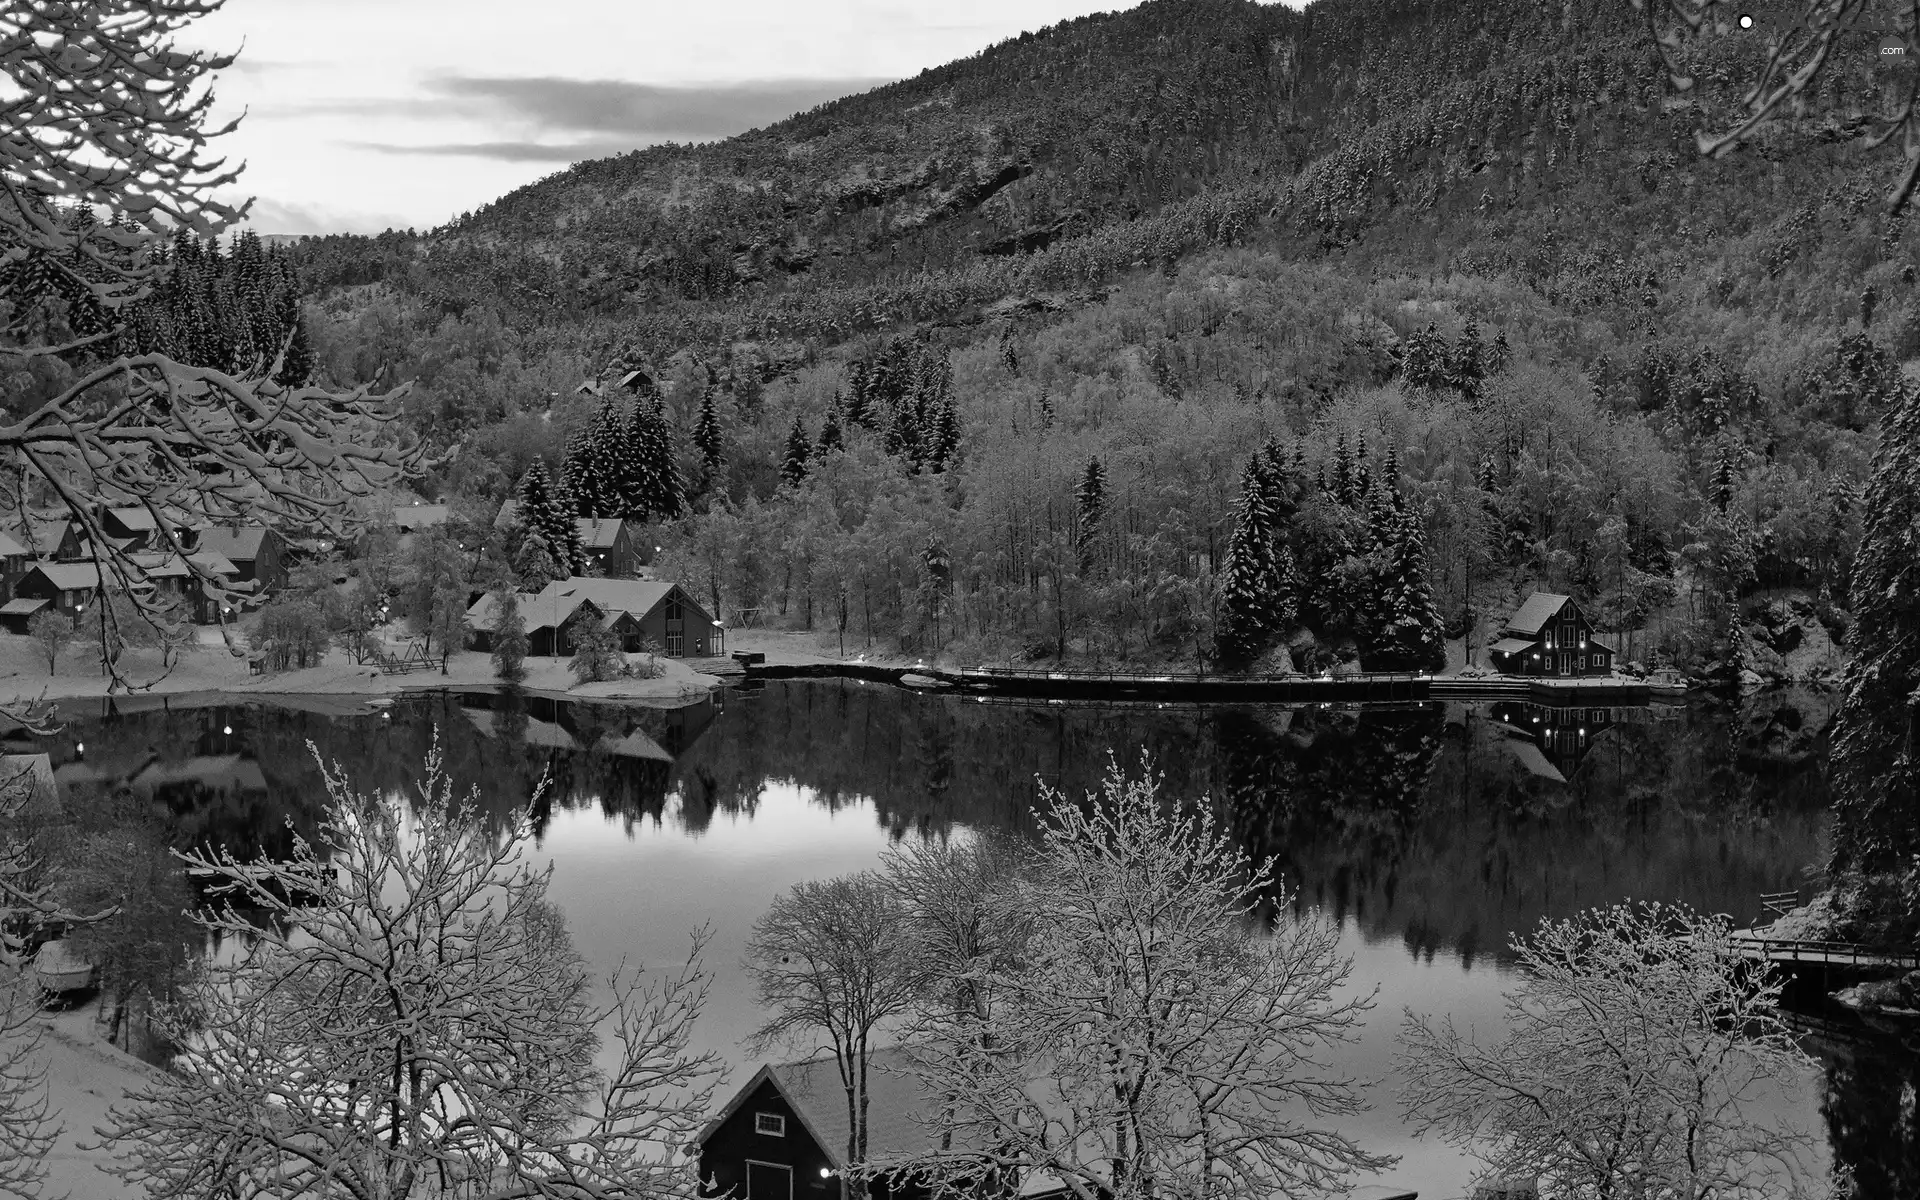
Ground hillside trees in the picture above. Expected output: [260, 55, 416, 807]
[0, 0, 413, 688]
[1823, 376, 1920, 938]
[99, 744, 726, 1200]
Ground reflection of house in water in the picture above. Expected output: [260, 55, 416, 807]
[455, 692, 718, 827]
[1487, 702, 1619, 782]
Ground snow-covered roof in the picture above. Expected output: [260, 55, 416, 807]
[24, 562, 99, 591]
[0, 531, 28, 558]
[539, 577, 687, 622]
[1504, 592, 1572, 635]
[466, 591, 599, 634]
[576, 517, 628, 549]
[697, 1046, 971, 1168]
[195, 525, 275, 561]
[1489, 637, 1536, 655]
[0, 598, 47, 616]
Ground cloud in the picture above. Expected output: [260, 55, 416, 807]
[423, 75, 892, 138]
[232, 194, 416, 236]
[351, 138, 652, 164]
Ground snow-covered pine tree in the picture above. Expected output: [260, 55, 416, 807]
[1367, 506, 1447, 672]
[1451, 316, 1485, 399]
[1037, 385, 1055, 431]
[843, 363, 874, 430]
[781, 415, 813, 486]
[1212, 459, 1287, 670]
[1332, 431, 1354, 505]
[1826, 377, 1920, 917]
[1075, 456, 1106, 573]
[927, 395, 961, 473]
[1354, 432, 1372, 501]
[1488, 330, 1513, 377]
[517, 462, 581, 577]
[628, 397, 684, 519]
[816, 401, 845, 457]
[694, 385, 725, 484]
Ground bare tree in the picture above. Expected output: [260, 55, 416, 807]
[1634, 0, 1920, 209]
[2, 0, 413, 690]
[1397, 902, 1823, 1200]
[0, 756, 69, 1200]
[744, 872, 923, 1172]
[878, 830, 1033, 1030]
[95, 740, 727, 1200]
[888, 756, 1389, 1200]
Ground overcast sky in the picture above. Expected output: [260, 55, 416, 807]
[188, 0, 1297, 237]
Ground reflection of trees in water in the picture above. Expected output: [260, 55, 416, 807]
[1802, 1019, 1920, 1198]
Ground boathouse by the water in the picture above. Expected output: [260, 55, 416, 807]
[1488, 592, 1615, 677]
[695, 1047, 1071, 1200]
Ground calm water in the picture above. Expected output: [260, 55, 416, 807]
[30, 682, 1919, 1198]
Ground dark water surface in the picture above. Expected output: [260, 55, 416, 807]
[34, 682, 1920, 1198]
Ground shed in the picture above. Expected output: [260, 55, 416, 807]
[0, 598, 49, 635]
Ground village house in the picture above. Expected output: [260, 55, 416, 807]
[194, 524, 289, 594]
[496, 500, 657, 576]
[696, 1047, 1074, 1200]
[1487, 592, 1616, 678]
[10, 552, 241, 626]
[534, 577, 719, 656]
[464, 591, 605, 658]
[0, 530, 30, 606]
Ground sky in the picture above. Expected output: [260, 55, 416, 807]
[185, 0, 1303, 237]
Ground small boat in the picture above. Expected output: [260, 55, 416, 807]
[30, 939, 97, 994]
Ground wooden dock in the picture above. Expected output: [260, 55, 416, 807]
[742, 661, 1662, 705]
[1728, 932, 1920, 976]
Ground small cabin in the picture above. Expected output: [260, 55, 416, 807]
[194, 525, 289, 594]
[695, 1047, 1072, 1200]
[1487, 592, 1614, 678]
[577, 518, 652, 577]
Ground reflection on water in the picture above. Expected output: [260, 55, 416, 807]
[26, 682, 1907, 1198]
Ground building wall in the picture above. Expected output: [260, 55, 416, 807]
[637, 586, 717, 657]
[699, 1079, 841, 1200]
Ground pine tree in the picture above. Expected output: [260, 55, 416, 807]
[816, 402, 845, 457]
[626, 397, 683, 520]
[843, 365, 874, 431]
[927, 395, 960, 473]
[1037, 385, 1055, 432]
[781, 415, 813, 486]
[1366, 506, 1447, 672]
[1826, 378, 1920, 906]
[1211, 458, 1291, 670]
[1710, 442, 1739, 513]
[1487, 330, 1513, 377]
[490, 588, 529, 681]
[1332, 431, 1354, 505]
[517, 463, 580, 579]
[1451, 316, 1485, 399]
[1354, 432, 1371, 502]
[513, 526, 565, 591]
[1000, 328, 1018, 376]
[1075, 457, 1106, 573]
[694, 385, 725, 485]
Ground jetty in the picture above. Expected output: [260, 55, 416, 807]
[740, 661, 1667, 705]
[1727, 931, 1920, 989]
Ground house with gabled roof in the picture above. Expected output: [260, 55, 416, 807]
[464, 590, 605, 658]
[194, 524, 288, 593]
[536, 577, 718, 656]
[695, 1046, 1074, 1200]
[1487, 592, 1615, 678]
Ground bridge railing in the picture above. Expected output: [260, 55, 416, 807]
[1729, 934, 1920, 970]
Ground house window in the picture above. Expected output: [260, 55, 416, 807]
[666, 634, 683, 657]
[1578, 655, 1587, 671]
[755, 1112, 786, 1137]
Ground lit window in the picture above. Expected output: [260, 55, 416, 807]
[755, 1113, 786, 1137]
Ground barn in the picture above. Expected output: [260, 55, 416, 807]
[1487, 592, 1616, 678]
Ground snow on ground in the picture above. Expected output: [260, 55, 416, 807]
[0, 627, 722, 709]
[27, 1003, 162, 1197]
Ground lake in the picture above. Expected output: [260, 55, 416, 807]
[28, 681, 1919, 1199]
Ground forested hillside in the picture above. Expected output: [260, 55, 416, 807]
[278, 0, 1912, 672]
